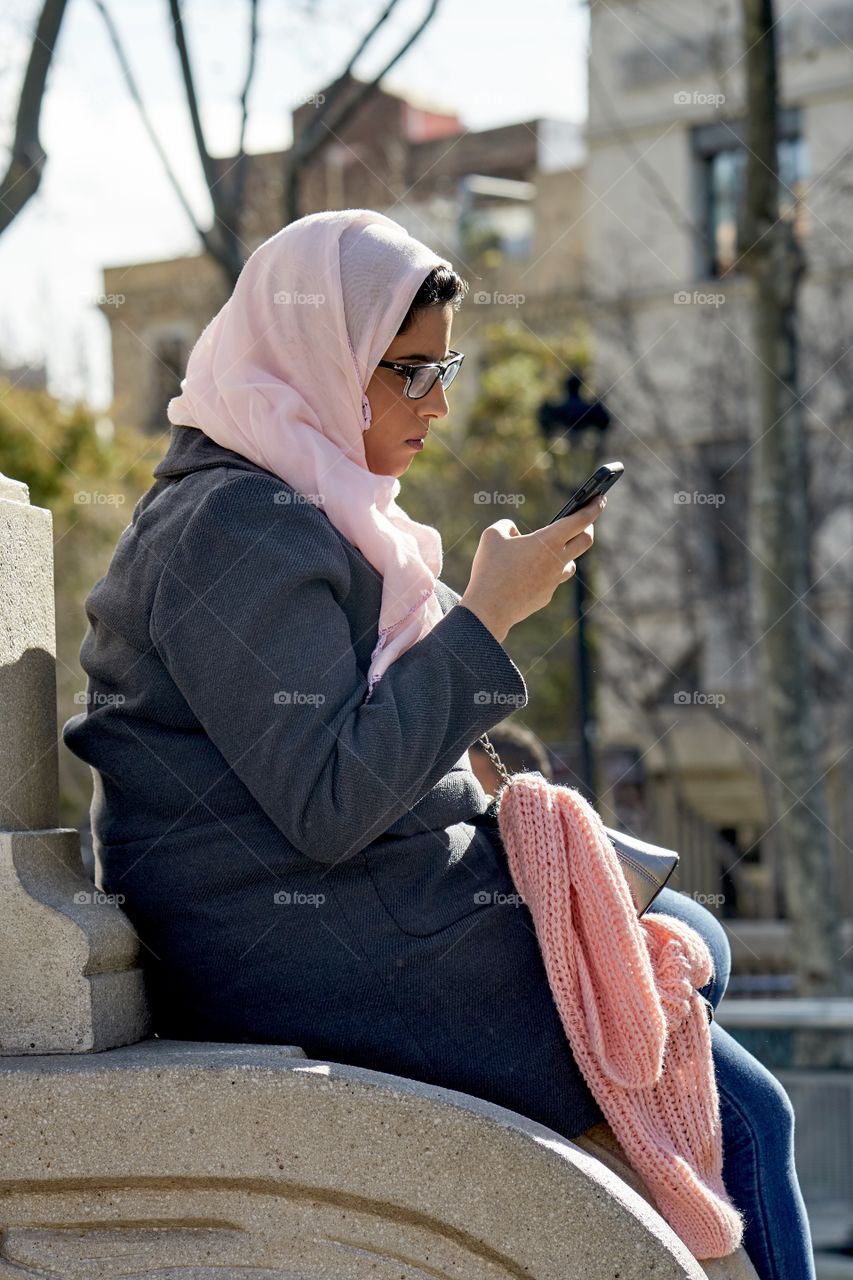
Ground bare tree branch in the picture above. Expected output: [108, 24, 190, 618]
[0, 0, 70, 236]
[168, 0, 251, 282]
[92, 0, 220, 263]
[96, 0, 437, 283]
[230, 0, 260, 229]
[284, 0, 441, 224]
[94, 0, 263, 286]
[168, 0, 219, 197]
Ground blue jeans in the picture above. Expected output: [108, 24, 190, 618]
[647, 887, 816, 1280]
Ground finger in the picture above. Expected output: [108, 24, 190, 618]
[540, 495, 606, 543]
[559, 560, 577, 583]
[564, 524, 595, 555]
[489, 518, 520, 537]
[544, 525, 594, 566]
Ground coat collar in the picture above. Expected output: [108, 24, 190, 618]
[153, 425, 274, 479]
[153, 425, 458, 614]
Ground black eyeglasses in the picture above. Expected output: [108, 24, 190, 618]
[375, 349, 465, 400]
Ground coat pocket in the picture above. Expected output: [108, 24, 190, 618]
[362, 820, 509, 937]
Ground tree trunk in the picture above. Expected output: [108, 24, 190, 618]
[740, 0, 844, 1042]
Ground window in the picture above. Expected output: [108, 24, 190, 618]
[457, 175, 536, 267]
[692, 108, 807, 278]
[695, 440, 751, 592]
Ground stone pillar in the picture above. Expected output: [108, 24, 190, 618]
[0, 472, 150, 1053]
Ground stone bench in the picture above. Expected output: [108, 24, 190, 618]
[0, 472, 759, 1279]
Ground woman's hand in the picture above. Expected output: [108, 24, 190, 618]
[459, 495, 607, 644]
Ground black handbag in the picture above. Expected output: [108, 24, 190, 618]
[476, 733, 679, 917]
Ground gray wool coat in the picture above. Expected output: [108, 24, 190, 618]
[62, 424, 606, 1139]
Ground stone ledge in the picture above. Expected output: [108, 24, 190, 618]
[0, 473, 29, 503]
[0, 1037, 712, 1279]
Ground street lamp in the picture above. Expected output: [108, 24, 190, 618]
[538, 372, 611, 804]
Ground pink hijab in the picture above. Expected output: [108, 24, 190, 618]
[166, 208, 454, 700]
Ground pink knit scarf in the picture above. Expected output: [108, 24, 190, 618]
[496, 771, 745, 1260]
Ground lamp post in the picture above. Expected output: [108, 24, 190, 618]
[538, 373, 611, 805]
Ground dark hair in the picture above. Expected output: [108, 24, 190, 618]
[471, 722, 553, 780]
[397, 265, 469, 335]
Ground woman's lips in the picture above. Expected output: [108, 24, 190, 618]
[405, 437, 425, 450]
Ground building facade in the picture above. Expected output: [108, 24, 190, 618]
[100, 73, 585, 439]
[577, 0, 853, 935]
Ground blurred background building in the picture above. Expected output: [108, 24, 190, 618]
[100, 72, 586, 434]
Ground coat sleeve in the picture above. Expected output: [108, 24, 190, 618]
[149, 473, 528, 865]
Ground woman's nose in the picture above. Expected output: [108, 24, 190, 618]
[419, 377, 449, 420]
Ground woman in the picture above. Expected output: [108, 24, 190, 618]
[63, 209, 814, 1280]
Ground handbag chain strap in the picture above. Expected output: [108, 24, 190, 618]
[477, 732, 513, 787]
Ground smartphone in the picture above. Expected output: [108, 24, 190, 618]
[548, 461, 624, 524]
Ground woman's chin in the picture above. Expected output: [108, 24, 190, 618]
[367, 460, 411, 478]
[384, 456, 414, 478]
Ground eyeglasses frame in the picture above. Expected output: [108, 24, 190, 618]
[375, 349, 465, 400]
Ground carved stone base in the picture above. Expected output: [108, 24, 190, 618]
[0, 828, 150, 1054]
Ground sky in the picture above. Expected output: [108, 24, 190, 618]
[0, 0, 589, 411]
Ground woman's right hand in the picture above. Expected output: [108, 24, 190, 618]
[459, 495, 608, 644]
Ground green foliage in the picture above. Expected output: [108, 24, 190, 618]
[0, 380, 160, 828]
[458, 218, 505, 274]
[401, 319, 604, 745]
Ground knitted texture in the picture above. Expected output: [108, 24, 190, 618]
[496, 771, 745, 1260]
